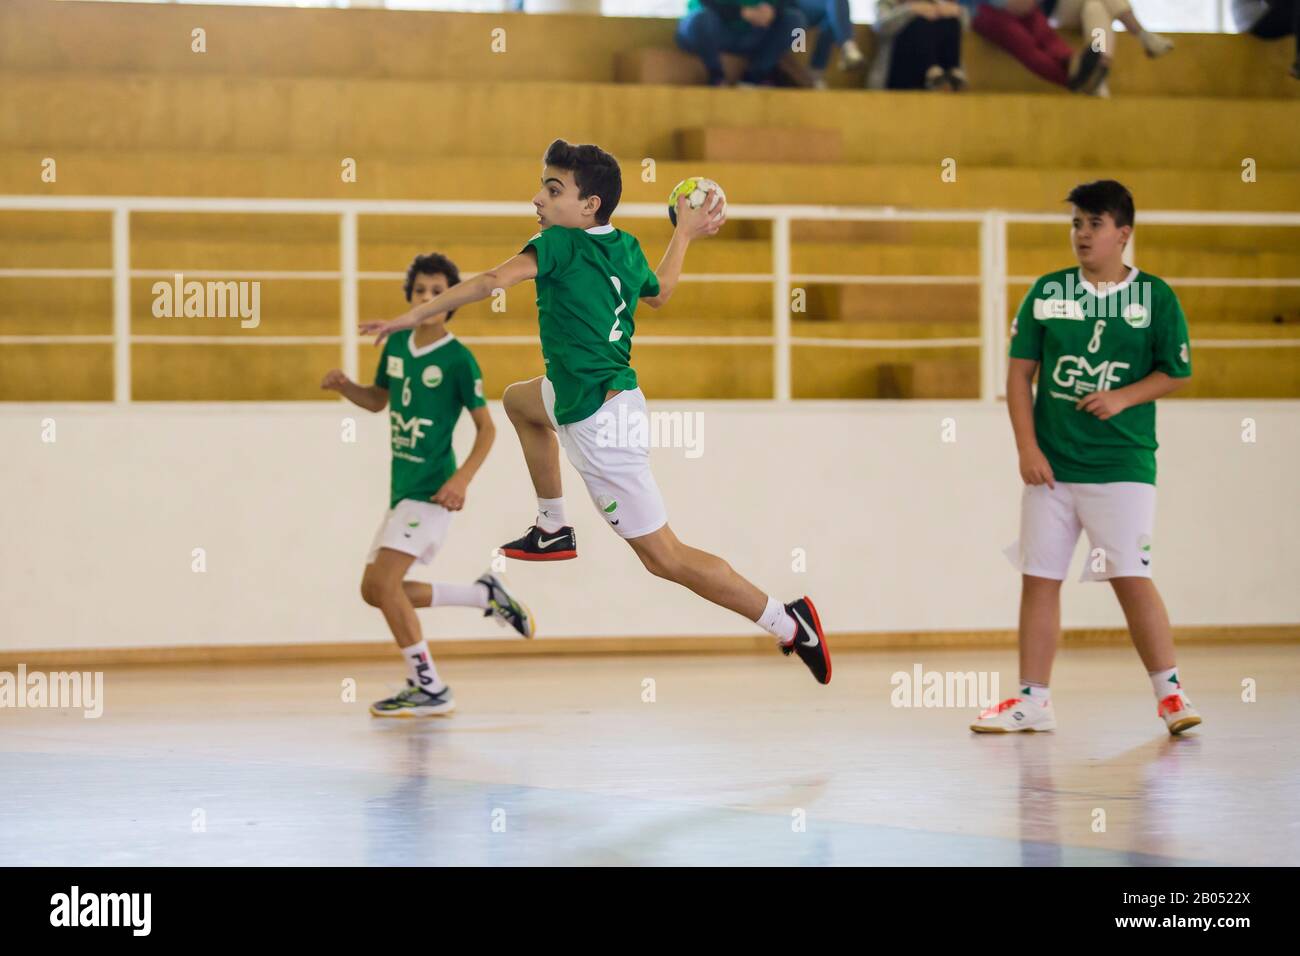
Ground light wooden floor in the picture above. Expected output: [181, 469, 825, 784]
[2, 644, 1296, 866]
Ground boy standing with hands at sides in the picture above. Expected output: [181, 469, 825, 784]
[971, 180, 1200, 736]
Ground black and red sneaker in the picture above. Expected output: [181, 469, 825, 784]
[781, 596, 831, 684]
[500, 524, 577, 561]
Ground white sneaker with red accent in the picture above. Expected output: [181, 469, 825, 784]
[970, 696, 1056, 733]
[1158, 693, 1201, 735]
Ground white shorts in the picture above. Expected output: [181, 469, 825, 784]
[1004, 481, 1156, 582]
[542, 376, 668, 540]
[366, 498, 453, 565]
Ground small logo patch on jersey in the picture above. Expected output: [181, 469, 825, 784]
[387, 356, 404, 378]
[1138, 533, 1152, 566]
[1033, 298, 1085, 321]
[597, 494, 619, 518]
[421, 366, 443, 388]
[474, 378, 484, 398]
[1122, 303, 1150, 328]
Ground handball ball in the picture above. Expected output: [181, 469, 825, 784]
[668, 177, 726, 226]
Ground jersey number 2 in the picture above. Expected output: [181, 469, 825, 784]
[608, 276, 626, 343]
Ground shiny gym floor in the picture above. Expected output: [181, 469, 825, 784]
[2, 644, 1296, 866]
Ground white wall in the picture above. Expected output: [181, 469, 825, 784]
[1, 400, 1296, 652]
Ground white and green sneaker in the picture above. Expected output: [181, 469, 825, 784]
[478, 571, 535, 639]
[370, 680, 456, 718]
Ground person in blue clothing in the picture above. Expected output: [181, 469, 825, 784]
[676, 0, 808, 86]
[796, 0, 865, 87]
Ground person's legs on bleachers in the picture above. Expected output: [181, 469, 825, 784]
[1074, 0, 1116, 95]
[738, 6, 808, 84]
[973, 4, 1071, 88]
[675, 7, 728, 86]
[886, 18, 942, 90]
[796, 0, 834, 71]
[1101, 0, 1175, 57]
[1248, 0, 1300, 76]
[935, 15, 967, 88]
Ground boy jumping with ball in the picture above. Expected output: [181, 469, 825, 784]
[362, 140, 831, 684]
[971, 180, 1200, 736]
[323, 252, 535, 717]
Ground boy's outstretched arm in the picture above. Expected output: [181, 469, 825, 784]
[642, 190, 726, 310]
[360, 252, 539, 345]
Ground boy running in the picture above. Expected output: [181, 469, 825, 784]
[971, 180, 1200, 736]
[362, 140, 831, 684]
[323, 252, 534, 717]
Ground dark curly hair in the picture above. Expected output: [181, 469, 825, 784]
[403, 252, 461, 320]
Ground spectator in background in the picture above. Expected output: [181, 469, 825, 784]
[1047, 0, 1174, 97]
[797, 0, 866, 88]
[676, 0, 808, 87]
[966, 0, 1109, 95]
[868, 1, 969, 90]
[1234, 0, 1299, 79]
[1049, 1, 1173, 61]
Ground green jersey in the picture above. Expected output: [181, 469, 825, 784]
[373, 330, 486, 508]
[523, 224, 660, 425]
[1009, 266, 1191, 485]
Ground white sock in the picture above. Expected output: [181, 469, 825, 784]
[758, 597, 797, 645]
[401, 640, 445, 693]
[431, 581, 489, 609]
[536, 497, 566, 533]
[1149, 666, 1184, 702]
[1019, 680, 1051, 704]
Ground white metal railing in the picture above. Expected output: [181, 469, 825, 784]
[2, 196, 1299, 404]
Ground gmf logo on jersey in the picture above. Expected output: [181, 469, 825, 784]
[390, 410, 433, 449]
[421, 365, 443, 388]
[474, 378, 484, 398]
[387, 356, 404, 378]
[1051, 355, 1130, 396]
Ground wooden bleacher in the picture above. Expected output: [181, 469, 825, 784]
[1, 0, 1297, 402]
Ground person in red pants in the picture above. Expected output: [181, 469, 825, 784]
[968, 0, 1107, 93]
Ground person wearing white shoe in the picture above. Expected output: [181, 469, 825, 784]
[971, 180, 1201, 739]
[971, 688, 1057, 733]
[1049, 0, 1175, 98]
[798, 0, 865, 85]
